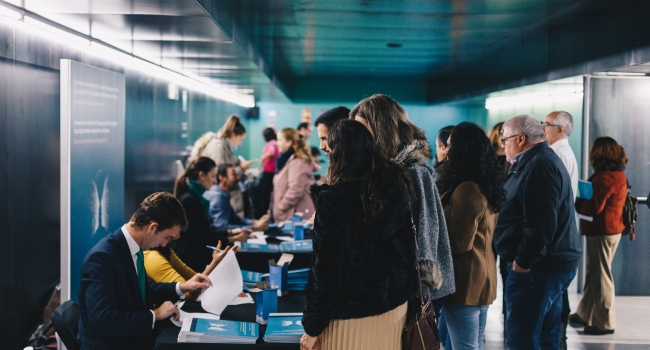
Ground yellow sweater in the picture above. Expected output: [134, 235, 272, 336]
[143, 249, 197, 300]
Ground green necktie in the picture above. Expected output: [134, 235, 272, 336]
[136, 250, 146, 303]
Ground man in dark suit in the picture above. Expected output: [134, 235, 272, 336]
[78, 192, 212, 349]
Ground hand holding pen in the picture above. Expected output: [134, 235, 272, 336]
[205, 242, 239, 268]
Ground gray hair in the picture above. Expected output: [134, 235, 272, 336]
[505, 114, 545, 144]
[554, 111, 574, 137]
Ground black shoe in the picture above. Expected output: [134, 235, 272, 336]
[583, 326, 615, 335]
[568, 313, 587, 327]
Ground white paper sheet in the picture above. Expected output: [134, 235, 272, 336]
[171, 311, 221, 327]
[274, 236, 294, 242]
[200, 251, 244, 315]
[227, 293, 254, 305]
[246, 236, 268, 245]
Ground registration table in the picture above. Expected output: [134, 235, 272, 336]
[154, 291, 307, 350]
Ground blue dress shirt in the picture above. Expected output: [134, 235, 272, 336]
[204, 185, 253, 232]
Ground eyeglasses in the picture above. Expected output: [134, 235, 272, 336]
[541, 121, 560, 128]
[500, 134, 521, 146]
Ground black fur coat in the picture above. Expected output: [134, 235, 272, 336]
[302, 180, 418, 336]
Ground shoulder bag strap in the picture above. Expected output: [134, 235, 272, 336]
[408, 203, 426, 308]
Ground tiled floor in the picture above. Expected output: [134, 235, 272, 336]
[462, 272, 650, 350]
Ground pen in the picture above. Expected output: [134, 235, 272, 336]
[206, 245, 223, 252]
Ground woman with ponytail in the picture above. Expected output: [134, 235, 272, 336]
[189, 115, 256, 217]
[172, 157, 248, 271]
[272, 128, 315, 222]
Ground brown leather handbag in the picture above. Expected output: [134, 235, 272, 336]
[402, 210, 440, 350]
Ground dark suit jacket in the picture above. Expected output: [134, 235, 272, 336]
[77, 228, 180, 350]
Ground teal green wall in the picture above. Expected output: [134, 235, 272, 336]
[239, 102, 488, 172]
[236, 98, 582, 176]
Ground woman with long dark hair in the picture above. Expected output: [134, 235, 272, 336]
[172, 157, 248, 272]
[350, 94, 454, 305]
[569, 137, 628, 335]
[438, 122, 504, 349]
[300, 120, 418, 350]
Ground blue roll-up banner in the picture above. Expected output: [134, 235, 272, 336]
[60, 60, 125, 302]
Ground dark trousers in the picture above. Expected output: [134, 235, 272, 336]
[505, 267, 576, 350]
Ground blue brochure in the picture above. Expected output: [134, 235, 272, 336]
[191, 318, 258, 338]
[264, 313, 304, 343]
[578, 180, 593, 200]
[280, 240, 313, 252]
[242, 270, 264, 283]
[239, 243, 281, 252]
[179, 318, 259, 343]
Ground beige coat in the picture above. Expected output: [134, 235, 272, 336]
[272, 155, 315, 222]
[441, 181, 498, 306]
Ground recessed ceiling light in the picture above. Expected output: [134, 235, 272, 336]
[387, 43, 402, 48]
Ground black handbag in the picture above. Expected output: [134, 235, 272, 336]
[402, 208, 440, 350]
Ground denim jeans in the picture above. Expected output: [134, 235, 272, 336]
[444, 303, 489, 350]
[438, 306, 452, 349]
[505, 267, 576, 350]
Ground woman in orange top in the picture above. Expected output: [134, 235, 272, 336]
[570, 137, 628, 335]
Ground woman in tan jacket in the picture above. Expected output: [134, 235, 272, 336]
[272, 128, 315, 222]
[438, 122, 505, 350]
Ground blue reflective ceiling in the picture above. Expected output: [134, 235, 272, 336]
[7, 0, 650, 104]
[197, 0, 650, 103]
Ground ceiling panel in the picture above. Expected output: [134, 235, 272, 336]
[9, 0, 290, 103]
[7, 0, 646, 104]
[22, 0, 207, 16]
[207, 0, 598, 84]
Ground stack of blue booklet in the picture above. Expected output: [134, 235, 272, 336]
[239, 240, 313, 253]
[287, 268, 310, 290]
[242, 270, 265, 288]
[280, 240, 313, 252]
[262, 268, 310, 291]
[264, 313, 304, 343]
[178, 318, 259, 344]
[239, 242, 281, 252]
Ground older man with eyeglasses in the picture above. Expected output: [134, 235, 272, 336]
[542, 111, 579, 349]
[494, 114, 583, 350]
[542, 111, 579, 199]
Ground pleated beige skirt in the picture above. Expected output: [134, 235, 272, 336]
[317, 301, 408, 350]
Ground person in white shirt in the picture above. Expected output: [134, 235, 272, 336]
[542, 110, 579, 349]
[543, 111, 579, 198]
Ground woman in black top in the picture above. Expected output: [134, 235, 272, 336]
[172, 157, 246, 272]
[301, 120, 418, 350]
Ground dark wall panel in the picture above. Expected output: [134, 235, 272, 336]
[123, 76, 247, 217]
[0, 58, 61, 349]
[428, 0, 650, 103]
[0, 23, 246, 349]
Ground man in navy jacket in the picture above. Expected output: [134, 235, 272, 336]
[494, 115, 582, 350]
[77, 192, 212, 349]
